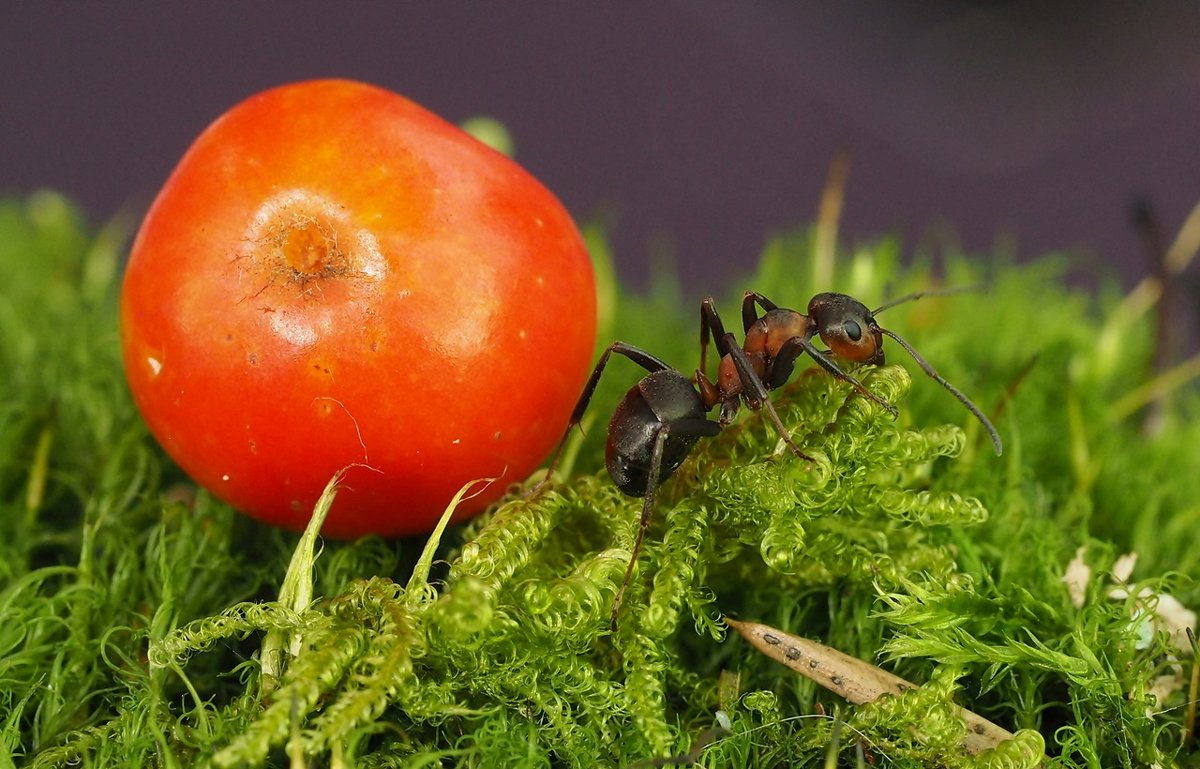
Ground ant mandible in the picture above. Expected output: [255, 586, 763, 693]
[539, 289, 1002, 627]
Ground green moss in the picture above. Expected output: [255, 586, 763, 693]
[2, 193, 1198, 768]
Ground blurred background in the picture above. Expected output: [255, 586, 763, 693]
[5, 1, 1199, 296]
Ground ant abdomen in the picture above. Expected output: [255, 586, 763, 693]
[605, 370, 708, 496]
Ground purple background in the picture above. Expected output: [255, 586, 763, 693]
[5, 2, 1199, 295]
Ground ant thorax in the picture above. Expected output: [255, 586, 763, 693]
[748, 309, 813, 359]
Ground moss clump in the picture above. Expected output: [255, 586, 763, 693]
[2, 194, 1198, 768]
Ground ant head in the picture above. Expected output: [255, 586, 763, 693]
[807, 292, 885, 365]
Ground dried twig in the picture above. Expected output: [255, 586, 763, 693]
[727, 618, 1028, 757]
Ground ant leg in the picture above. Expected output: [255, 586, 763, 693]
[764, 337, 800, 390]
[758, 400, 815, 462]
[699, 297, 734, 375]
[611, 423, 668, 629]
[695, 369, 722, 410]
[533, 341, 673, 493]
[878, 328, 1003, 455]
[699, 299, 753, 414]
[699, 301, 757, 404]
[780, 335, 900, 418]
[742, 291, 779, 332]
[723, 340, 813, 461]
[610, 416, 721, 629]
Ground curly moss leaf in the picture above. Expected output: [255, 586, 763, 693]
[856, 487, 988, 526]
[846, 664, 1012, 764]
[450, 489, 578, 589]
[518, 552, 623, 635]
[307, 615, 418, 752]
[213, 624, 369, 768]
[741, 690, 786, 743]
[974, 730, 1048, 769]
[213, 577, 436, 766]
[261, 468, 350, 687]
[149, 602, 310, 669]
[643, 501, 713, 639]
[616, 629, 674, 755]
[406, 476, 500, 611]
[431, 575, 496, 640]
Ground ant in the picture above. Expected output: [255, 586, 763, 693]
[538, 289, 1002, 627]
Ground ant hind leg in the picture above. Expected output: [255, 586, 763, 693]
[609, 415, 721, 629]
[532, 341, 674, 495]
[611, 424, 670, 629]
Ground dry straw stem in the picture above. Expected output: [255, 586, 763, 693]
[727, 618, 1045, 760]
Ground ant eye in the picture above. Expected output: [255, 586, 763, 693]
[842, 319, 862, 341]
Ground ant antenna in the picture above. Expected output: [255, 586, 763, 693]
[868, 286, 1003, 454]
[871, 284, 986, 316]
[876, 327, 1002, 455]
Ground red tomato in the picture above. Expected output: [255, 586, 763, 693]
[121, 79, 596, 538]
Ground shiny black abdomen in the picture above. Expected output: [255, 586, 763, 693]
[605, 369, 709, 497]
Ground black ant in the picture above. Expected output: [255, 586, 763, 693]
[538, 289, 1001, 627]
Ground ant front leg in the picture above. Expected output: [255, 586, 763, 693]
[776, 335, 899, 417]
[532, 341, 672, 493]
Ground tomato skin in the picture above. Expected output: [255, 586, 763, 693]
[121, 79, 596, 538]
